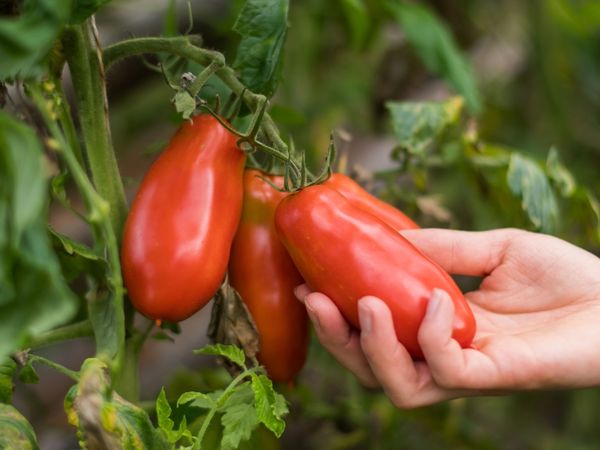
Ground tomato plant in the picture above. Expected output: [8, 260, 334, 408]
[3, 0, 600, 448]
[121, 114, 245, 323]
[275, 184, 476, 358]
[229, 170, 308, 383]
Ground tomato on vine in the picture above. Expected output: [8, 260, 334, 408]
[121, 114, 246, 323]
[229, 169, 309, 382]
[275, 184, 476, 359]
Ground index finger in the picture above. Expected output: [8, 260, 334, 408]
[400, 228, 521, 276]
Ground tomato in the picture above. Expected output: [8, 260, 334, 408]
[325, 173, 418, 230]
[274, 184, 475, 359]
[229, 170, 308, 382]
[121, 114, 245, 322]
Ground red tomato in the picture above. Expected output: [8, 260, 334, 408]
[229, 170, 308, 382]
[274, 184, 475, 359]
[121, 114, 245, 322]
[325, 173, 419, 230]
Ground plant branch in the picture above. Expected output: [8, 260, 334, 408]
[28, 82, 125, 377]
[27, 354, 80, 381]
[62, 23, 128, 236]
[103, 36, 303, 180]
[28, 321, 94, 349]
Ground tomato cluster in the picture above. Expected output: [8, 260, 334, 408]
[121, 114, 476, 381]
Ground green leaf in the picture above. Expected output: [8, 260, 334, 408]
[546, 147, 576, 197]
[177, 391, 220, 409]
[173, 90, 196, 120]
[0, 0, 71, 80]
[50, 227, 107, 282]
[386, 97, 463, 157]
[70, 0, 112, 24]
[65, 358, 170, 449]
[162, 0, 178, 37]
[221, 403, 259, 450]
[50, 171, 70, 204]
[386, 1, 481, 113]
[17, 362, 39, 385]
[250, 374, 286, 437]
[156, 388, 174, 433]
[233, 0, 289, 97]
[87, 289, 121, 361]
[583, 190, 600, 244]
[0, 404, 39, 450]
[195, 344, 247, 369]
[466, 142, 511, 168]
[0, 359, 16, 403]
[0, 112, 77, 360]
[338, 0, 369, 49]
[507, 153, 559, 233]
[218, 384, 259, 450]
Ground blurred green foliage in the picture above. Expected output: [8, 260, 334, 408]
[5, 0, 597, 448]
[140, 1, 600, 449]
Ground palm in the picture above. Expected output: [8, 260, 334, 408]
[449, 232, 600, 389]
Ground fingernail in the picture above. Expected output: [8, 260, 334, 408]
[358, 300, 372, 334]
[305, 296, 321, 328]
[425, 289, 444, 319]
[293, 286, 303, 301]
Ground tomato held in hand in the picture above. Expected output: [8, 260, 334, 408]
[121, 114, 245, 322]
[275, 184, 475, 359]
[229, 170, 308, 382]
[325, 173, 418, 230]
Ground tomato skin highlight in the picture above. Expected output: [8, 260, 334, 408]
[229, 170, 308, 382]
[274, 185, 475, 359]
[326, 173, 419, 230]
[121, 114, 246, 322]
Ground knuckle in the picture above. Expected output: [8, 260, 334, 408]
[389, 393, 419, 410]
[358, 375, 380, 389]
[433, 370, 464, 389]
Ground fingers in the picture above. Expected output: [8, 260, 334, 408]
[400, 228, 522, 276]
[418, 289, 498, 390]
[302, 292, 379, 388]
[358, 296, 455, 408]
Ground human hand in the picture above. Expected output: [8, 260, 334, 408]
[295, 228, 600, 408]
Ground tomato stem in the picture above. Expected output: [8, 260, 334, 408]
[25, 354, 80, 381]
[27, 321, 94, 349]
[102, 36, 307, 187]
[28, 74, 126, 393]
[62, 21, 128, 236]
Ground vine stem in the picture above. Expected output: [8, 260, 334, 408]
[27, 355, 80, 381]
[27, 83, 126, 381]
[194, 367, 259, 450]
[28, 321, 94, 349]
[102, 36, 302, 179]
[62, 22, 128, 236]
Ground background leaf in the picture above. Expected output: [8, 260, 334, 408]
[0, 404, 39, 450]
[70, 0, 112, 24]
[233, 0, 289, 97]
[0, 112, 77, 360]
[387, 1, 481, 113]
[0, 0, 71, 80]
[386, 97, 463, 156]
[507, 153, 559, 233]
[338, 0, 369, 50]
